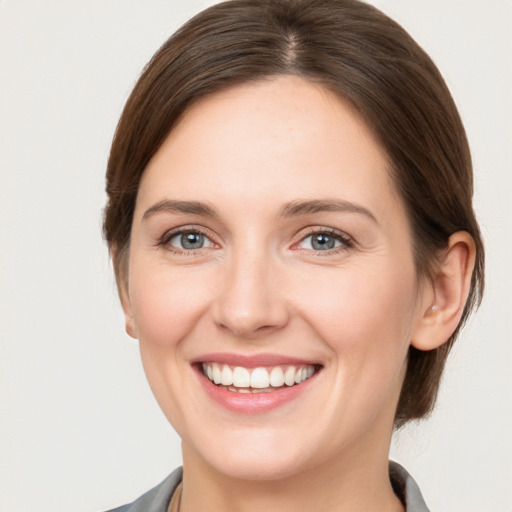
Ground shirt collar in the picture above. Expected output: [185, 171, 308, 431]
[389, 460, 431, 511]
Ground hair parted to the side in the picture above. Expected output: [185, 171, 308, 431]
[103, 0, 484, 427]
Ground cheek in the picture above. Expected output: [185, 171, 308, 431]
[129, 263, 214, 350]
[292, 261, 418, 369]
[304, 266, 418, 430]
[127, 262, 217, 428]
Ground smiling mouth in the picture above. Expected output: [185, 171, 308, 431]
[201, 363, 319, 393]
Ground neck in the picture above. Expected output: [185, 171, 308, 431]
[179, 435, 404, 512]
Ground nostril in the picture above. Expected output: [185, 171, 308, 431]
[216, 321, 284, 339]
[210, 264, 290, 337]
[213, 301, 290, 339]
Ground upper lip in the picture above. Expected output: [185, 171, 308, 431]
[191, 352, 321, 368]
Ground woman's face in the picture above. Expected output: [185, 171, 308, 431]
[124, 76, 428, 480]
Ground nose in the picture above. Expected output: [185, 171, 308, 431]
[212, 247, 290, 339]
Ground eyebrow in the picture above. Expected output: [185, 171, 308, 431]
[279, 199, 378, 223]
[142, 198, 377, 224]
[142, 200, 219, 220]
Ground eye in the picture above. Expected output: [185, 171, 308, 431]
[165, 230, 214, 251]
[296, 230, 352, 251]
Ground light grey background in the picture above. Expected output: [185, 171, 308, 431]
[1, 1, 511, 511]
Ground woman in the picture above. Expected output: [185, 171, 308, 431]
[102, 0, 484, 510]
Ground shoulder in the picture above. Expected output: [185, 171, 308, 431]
[389, 461, 430, 512]
[103, 467, 183, 512]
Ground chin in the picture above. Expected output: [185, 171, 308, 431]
[184, 426, 317, 482]
[207, 450, 311, 482]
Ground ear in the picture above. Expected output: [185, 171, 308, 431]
[119, 285, 138, 340]
[411, 232, 476, 351]
[111, 244, 138, 340]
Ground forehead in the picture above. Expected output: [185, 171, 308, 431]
[136, 76, 403, 225]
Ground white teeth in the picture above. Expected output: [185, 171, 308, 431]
[232, 366, 251, 387]
[251, 367, 270, 388]
[270, 367, 285, 387]
[212, 363, 222, 384]
[202, 362, 317, 391]
[221, 365, 233, 386]
[284, 366, 296, 386]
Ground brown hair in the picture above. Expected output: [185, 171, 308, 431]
[103, 0, 484, 427]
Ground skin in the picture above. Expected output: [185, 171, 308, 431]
[120, 76, 474, 512]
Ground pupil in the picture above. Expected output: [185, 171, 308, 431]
[181, 232, 204, 249]
[312, 233, 334, 250]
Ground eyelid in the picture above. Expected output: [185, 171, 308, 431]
[156, 224, 353, 255]
[291, 227, 354, 252]
[157, 225, 218, 252]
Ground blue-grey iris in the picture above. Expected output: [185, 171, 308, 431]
[181, 232, 205, 249]
[312, 233, 335, 250]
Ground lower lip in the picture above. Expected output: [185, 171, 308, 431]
[196, 367, 319, 414]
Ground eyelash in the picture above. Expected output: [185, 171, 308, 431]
[157, 227, 215, 255]
[293, 227, 354, 255]
[157, 227, 354, 255]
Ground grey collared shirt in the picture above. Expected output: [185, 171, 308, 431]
[105, 461, 429, 512]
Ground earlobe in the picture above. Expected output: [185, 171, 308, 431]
[411, 232, 476, 351]
[120, 291, 138, 339]
[124, 315, 138, 340]
[111, 244, 139, 340]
